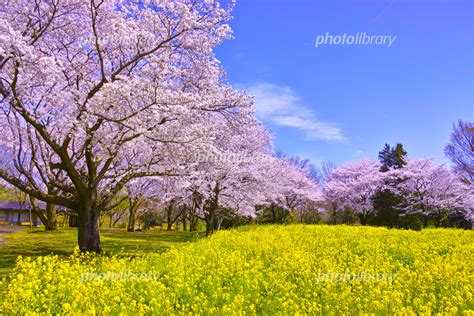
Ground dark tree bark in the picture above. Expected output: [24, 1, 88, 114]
[127, 206, 136, 232]
[330, 202, 338, 225]
[204, 185, 220, 236]
[77, 209, 101, 253]
[189, 190, 202, 232]
[165, 202, 184, 231]
[182, 214, 187, 232]
[189, 215, 198, 232]
[166, 205, 173, 231]
[76, 193, 101, 253]
[127, 211, 135, 232]
[16, 210, 22, 225]
[127, 197, 142, 232]
[205, 210, 215, 236]
[29, 197, 57, 231]
[44, 203, 57, 231]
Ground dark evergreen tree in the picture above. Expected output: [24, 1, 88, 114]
[378, 144, 392, 172]
[392, 144, 408, 169]
[378, 143, 407, 172]
[371, 143, 407, 228]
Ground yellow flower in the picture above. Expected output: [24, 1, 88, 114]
[0, 226, 473, 314]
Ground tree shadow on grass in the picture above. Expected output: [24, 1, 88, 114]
[0, 229, 205, 278]
[100, 231, 205, 255]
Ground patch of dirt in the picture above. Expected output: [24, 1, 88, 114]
[0, 226, 23, 234]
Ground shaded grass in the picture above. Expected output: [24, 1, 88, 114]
[0, 228, 203, 277]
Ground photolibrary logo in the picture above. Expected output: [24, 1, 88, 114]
[80, 270, 162, 283]
[315, 32, 397, 48]
[316, 270, 399, 283]
[78, 33, 158, 48]
[195, 151, 274, 164]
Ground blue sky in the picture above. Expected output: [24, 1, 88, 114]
[215, 0, 473, 167]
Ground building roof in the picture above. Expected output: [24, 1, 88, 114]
[0, 200, 46, 211]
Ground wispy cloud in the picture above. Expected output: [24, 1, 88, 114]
[246, 83, 346, 142]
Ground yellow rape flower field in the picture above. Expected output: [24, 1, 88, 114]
[0, 225, 473, 315]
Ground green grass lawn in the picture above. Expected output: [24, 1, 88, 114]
[0, 227, 203, 277]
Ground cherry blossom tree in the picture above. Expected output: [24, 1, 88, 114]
[0, 0, 255, 252]
[444, 120, 474, 183]
[188, 118, 277, 235]
[269, 156, 322, 223]
[123, 179, 158, 232]
[462, 185, 474, 228]
[323, 159, 384, 225]
[101, 195, 129, 228]
[152, 177, 190, 231]
[387, 158, 472, 227]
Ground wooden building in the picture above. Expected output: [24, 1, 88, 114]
[0, 200, 42, 227]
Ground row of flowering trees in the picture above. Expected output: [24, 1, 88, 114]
[323, 157, 473, 229]
[0, 0, 470, 253]
[0, 0, 322, 251]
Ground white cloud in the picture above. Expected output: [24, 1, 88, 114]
[246, 83, 346, 142]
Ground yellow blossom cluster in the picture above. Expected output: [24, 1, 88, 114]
[0, 225, 473, 314]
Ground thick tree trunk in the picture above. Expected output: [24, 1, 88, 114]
[205, 218, 212, 236]
[205, 185, 220, 236]
[127, 198, 142, 232]
[216, 216, 223, 231]
[127, 207, 136, 232]
[331, 202, 338, 225]
[44, 220, 57, 230]
[127, 198, 137, 232]
[182, 215, 187, 232]
[17, 210, 22, 225]
[77, 203, 101, 253]
[358, 213, 367, 226]
[165, 204, 183, 231]
[205, 208, 215, 236]
[166, 207, 173, 231]
[29, 196, 57, 231]
[281, 209, 289, 224]
[44, 203, 57, 231]
[189, 215, 198, 232]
